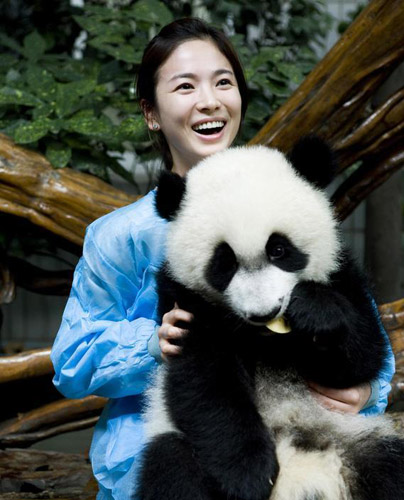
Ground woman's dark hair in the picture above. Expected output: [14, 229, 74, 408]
[136, 17, 249, 170]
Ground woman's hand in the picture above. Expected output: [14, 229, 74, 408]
[158, 303, 193, 361]
[307, 381, 371, 414]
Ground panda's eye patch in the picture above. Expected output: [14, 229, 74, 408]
[206, 242, 239, 292]
[268, 244, 285, 259]
[266, 233, 308, 272]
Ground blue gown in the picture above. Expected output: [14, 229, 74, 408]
[51, 189, 395, 500]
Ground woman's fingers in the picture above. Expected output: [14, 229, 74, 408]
[162, 307, 194, 326]
[158, 306, 194, 359]
[307, 380, 371, 414]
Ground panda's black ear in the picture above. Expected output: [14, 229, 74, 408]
[155, 170, 186, 220]
[288, 135, 337, 189]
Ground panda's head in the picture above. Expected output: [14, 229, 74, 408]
[156, 137, 341, 325]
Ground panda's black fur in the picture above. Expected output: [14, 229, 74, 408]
[136, 138, 404, 500]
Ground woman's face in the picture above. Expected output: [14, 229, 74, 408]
[151, 39, 242, 176]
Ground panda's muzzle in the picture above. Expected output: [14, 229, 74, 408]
[247, 307, 281, 325]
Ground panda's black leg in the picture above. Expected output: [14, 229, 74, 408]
[349, 435, 404, 500]
[136, 432, 212, 500]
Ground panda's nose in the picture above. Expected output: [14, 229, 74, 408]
[248, 307, 281, 324]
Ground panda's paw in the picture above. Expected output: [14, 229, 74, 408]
[288, 282, 354, 339]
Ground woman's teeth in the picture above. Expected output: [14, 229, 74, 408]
[193, 121, 225, 134]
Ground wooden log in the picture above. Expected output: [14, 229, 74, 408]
[379, 298, 404, 331]
[0, 133, 137, 246]
[334, 86, 404, 170]
[249, 0, 404, 160]
[333, 147, 404, 220]
[0, 348, 53, 384]
[0, 396, 106, 436]
[0, 417, 99, 448]
[0, 448, 97, 499]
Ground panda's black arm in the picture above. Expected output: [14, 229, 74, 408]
[286, 254, 387, 388]
[157, 267, 278, 500]
[165, 342, 278, 500]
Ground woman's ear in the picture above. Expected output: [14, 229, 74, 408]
[155, 170, 186, 221]
[141, 99, 160, 131]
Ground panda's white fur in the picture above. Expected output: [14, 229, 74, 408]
[166, 146, 341, 288]
[254, 367, 393, 500]
[138, 144, 404, 500]
[143, 366, 394, 500]
[165, 146, 341, 321]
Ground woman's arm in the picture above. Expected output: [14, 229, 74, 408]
[51, 223, 160, 400]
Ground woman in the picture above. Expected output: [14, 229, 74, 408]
[51, 18, 395, 500]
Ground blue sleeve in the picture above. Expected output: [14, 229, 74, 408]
[51, 222, 160, 400]
[360, 300, 395, 416]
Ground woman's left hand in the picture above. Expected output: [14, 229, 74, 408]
[307, 381, 371, 414]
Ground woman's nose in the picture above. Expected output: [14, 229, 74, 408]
[197, 87, 220, 111]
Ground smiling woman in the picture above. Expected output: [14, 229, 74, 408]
[136, 18, 248, 175]
[50, 18, 249, 500]
[147, 39, 242, 175]
[50, 17, 395, 500]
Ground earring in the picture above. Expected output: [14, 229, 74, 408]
[152, 123, 160, 131]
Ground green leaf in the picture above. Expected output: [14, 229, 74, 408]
[66, 110, 113, 137]
[55, 79, 97, 118]
[81, 5, 123, 21]
[32, 102, 55, 120]
[73, 152, 110, 182]
[46, 142, 72, 168]
[245, 99, 271, 124]
[23, 32, 47, 62]
[88, 34, 126, 47]
[266, 80, 290, 97]
[277, 63, 304, 84]
[130, 0, 173, 25]
[73, 15, 107, 36]
[25, 66, 57, 102]
[114, 116, 147, 141]
[250, 47, 286, 69]
[14, 118, 50, 144]
[0, 87, 42, 107]
[89, 42, 142, 64]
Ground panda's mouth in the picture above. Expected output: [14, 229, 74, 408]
[192, 120, 226, 136]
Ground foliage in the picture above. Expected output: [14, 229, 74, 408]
[0, 0, 332, 196]
[200, 0, 332, 143]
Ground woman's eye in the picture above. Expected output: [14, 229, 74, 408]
[176, 83, 193, 91]
[217, 78, 232, 86]
[269, 245, 285, 259]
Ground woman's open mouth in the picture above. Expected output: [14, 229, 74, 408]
[192, 120, 226, 136]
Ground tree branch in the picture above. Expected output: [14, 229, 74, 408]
[0, 348, 53, 384]
[334, 86, 404, 171]
[0, 133, 137, 245]
[249, 0, 404, 155]
[333, 148, 404, 220]
[0, 417, 99, 448]
[0, 396, 106, 436]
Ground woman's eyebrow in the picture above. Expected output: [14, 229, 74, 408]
[168, 68, 234, 82]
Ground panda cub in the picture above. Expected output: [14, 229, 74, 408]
[137, 137, 404, 500]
